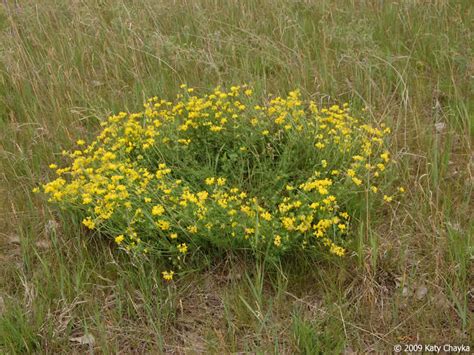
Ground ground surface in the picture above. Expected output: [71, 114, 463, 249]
[0, 1, 472, 353]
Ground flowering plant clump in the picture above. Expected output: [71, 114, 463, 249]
[38, 85, 400, 280]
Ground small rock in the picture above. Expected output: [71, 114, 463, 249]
[35, 239, 51, 250]
[69, 333, 95, 346]
[402, 287, 410, 297]
[434, 122, 446, 133]
[415, 285, 428, 300]
[454, 328, 468, 340]
[91, 80, 103, 87]
[432, 292, 450, 309]
[8, 235, 20, 244]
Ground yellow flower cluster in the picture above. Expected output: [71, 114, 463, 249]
[39, 85, 398, 279]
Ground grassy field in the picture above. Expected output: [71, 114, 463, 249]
[0, 0, 472, 353]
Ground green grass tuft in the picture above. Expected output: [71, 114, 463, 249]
[1, 0, 472, 352]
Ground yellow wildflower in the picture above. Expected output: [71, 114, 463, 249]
[205, 177, 215, 185]
[152, 205, 165, 216]
[352, 177, 362, 186]
[380, 151, 390, 162]
[156, 220, 170, 230]
[178, 243, 188, 254]
[82, 217, 95, 230]
[260, 211, 272, 221]
[115, 235, 125, 244]
[187, 225, 198, 234]
[330, 244, 345, 257]
[162, 270, 174, 281]
[274, 235, 282, 247]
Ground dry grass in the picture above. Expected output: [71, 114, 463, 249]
[0, 0, 472, 353]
